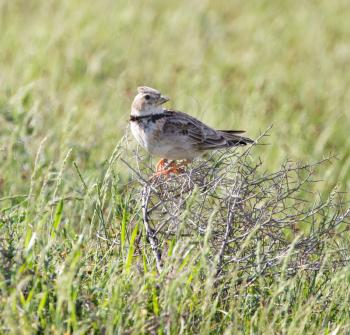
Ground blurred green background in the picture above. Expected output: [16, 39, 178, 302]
[1, 0, 350, 194]
[1, 1, 350, 333]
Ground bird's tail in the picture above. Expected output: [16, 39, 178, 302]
[218, 129, 246, 134]
[220, 130, 255, 146]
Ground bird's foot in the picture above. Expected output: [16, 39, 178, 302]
[153, 159, 186, 177]
[156, 158, 167, 173]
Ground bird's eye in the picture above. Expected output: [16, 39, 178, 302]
[144, 95, 150, 100]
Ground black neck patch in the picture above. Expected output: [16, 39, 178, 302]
[129, 113, 166, 123]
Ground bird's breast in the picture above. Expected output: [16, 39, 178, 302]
[130, 118, 165, 153]
[129, 115, 199, 159]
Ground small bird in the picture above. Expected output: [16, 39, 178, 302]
[130, 86, 254, 175]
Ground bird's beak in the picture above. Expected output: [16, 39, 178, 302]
[157, 95, 169, 105]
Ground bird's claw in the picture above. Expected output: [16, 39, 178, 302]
[152, 159, 185, 178]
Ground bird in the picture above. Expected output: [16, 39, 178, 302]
[129, 86, 254, 176]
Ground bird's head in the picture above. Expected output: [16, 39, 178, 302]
[131, 86, 169, 116]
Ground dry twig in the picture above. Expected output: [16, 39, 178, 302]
[119, 136, 350, 279]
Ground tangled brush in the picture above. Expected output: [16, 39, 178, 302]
[119, 138, 350, 281]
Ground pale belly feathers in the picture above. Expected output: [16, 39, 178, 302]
[130, 120, 199, 160]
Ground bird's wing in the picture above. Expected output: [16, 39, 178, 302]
[162, 110, 252, 150]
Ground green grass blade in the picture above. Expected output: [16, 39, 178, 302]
[125, 223, 138, 273]
[121, 208, 127, 250]
[51, 199, 63, 238]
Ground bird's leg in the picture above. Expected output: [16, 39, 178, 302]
[165, 161, 183, 175]
[153, 159, 182, 177]
[154, 161, 180, 176]
[156, 158, 168, 173]
[154, 159, 192, 177]
[167, 159, 191, 173]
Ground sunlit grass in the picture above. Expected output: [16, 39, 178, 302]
[1, 0, 350, 333]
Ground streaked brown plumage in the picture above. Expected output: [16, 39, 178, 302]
[130, 86, 254, 174]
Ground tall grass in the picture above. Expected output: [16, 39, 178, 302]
[1, 0, 350, 333]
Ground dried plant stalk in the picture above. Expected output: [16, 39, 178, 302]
[121, 142, 350, 277]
